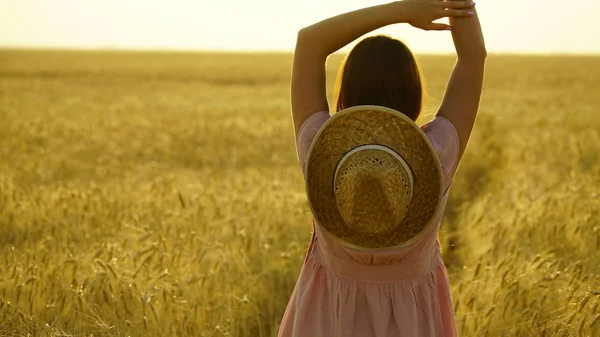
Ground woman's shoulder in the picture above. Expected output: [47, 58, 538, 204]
[297, 111, 330, 141]
[421, 116, 460, 190]
[422, 116, 457, 136]
[296, 110, 330, 174]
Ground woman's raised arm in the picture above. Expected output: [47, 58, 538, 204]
[436, 2, 486, 163]
[291, 0, 475, 139]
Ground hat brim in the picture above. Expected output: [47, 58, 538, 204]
[305, 105, 444, 249]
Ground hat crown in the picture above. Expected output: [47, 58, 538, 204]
[333, 145, 414, 237]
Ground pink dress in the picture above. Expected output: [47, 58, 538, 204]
[278, 111, 461, 337]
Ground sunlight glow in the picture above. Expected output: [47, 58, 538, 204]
[2, 0, 599, 54]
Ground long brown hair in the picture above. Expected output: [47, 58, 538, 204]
[334, 35, 423, 121]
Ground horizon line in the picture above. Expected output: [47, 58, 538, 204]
[1, 46, 600, 57]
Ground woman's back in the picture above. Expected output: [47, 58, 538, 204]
[278, 112, 461, 337]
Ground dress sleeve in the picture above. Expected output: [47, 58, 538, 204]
[422, 116, 460, 192]
[296, 110, 330, 176]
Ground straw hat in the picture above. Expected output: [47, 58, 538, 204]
[305, 105, 443, 249]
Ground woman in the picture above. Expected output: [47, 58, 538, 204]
[281, 0, 485, 336]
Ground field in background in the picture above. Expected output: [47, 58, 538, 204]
[0, 50, 599, 336]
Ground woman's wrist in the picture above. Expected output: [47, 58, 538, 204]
[387, 1, 412, 24]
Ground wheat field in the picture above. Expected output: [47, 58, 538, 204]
[0, 50, 599, 336]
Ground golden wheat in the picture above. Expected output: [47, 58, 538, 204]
[0, 50, 599, 336]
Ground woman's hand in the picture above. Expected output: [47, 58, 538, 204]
[398, 0, 475, 31]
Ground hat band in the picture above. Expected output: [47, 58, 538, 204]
[332, 144, 414, 197]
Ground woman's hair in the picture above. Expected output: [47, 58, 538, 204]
[334, 35, 424, 122]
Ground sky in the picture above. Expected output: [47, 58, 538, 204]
[1, 0, 599, 54]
